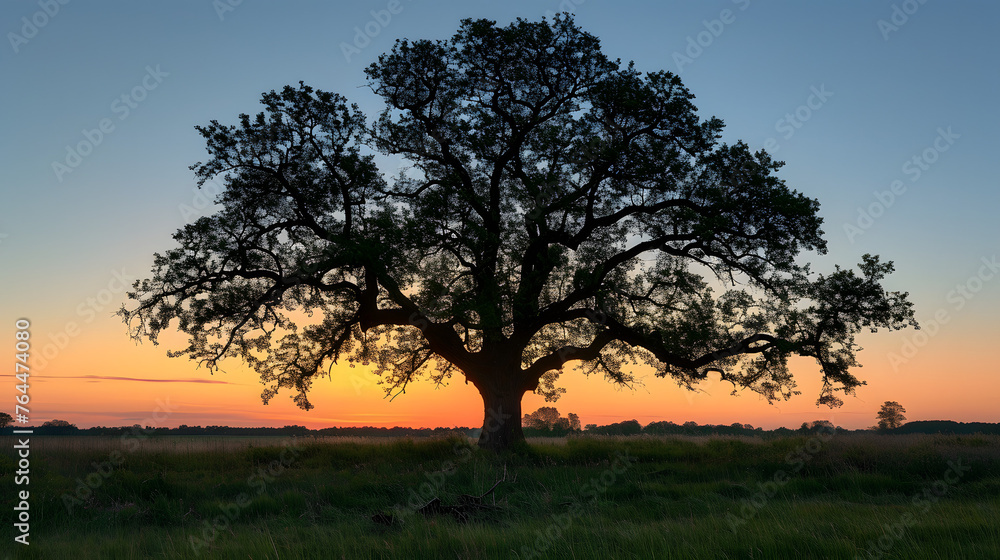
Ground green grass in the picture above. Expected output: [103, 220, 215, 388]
[1, 433, 998, 559]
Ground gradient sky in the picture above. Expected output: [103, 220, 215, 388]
[2, 1, 998, 431]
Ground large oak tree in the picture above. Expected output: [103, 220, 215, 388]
[120, 16, 916, 451]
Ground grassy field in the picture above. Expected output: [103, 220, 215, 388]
[1, 432, 998, 559]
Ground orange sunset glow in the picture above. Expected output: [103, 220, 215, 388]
[12, 313, 999, 431]
[4, 2, 999, 436]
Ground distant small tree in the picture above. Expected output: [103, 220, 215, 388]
[40, 419, 78, 435]
[801, 419, 834, 433]
[522, 406, 561, 429]
[618, 419, 642, 435]
[590, 419, 642, 436]
[877, 401, 906, 430]
[643, 420, 679, 435]
[567, 413, 582, 432]
[811, 420, 834, 430]
[0, 412, 12, 428]
[584, 424, 598, 432]
[522, 406, 580, 431]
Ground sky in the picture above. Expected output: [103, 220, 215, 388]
[2, 0, 998, 431]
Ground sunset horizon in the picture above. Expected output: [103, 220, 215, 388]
[4, 3, 998, 557]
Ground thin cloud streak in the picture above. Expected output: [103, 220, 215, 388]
[33, 375, 237, 385]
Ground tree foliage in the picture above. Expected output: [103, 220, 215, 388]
[41, 419, 76, 427]
[119, 15, 916, 449]
[522, 406, 580, 431]
[877, 400, 907, 430]
[800, 419, 835, 433]
[585, 419, 642, 436]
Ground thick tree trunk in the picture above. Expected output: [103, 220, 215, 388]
[475, 384, 526, 452]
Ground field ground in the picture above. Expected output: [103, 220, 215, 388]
[1, 433, 998, 559]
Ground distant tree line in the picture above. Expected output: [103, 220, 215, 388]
[888, 420, 1000, 435]
[2, 421, 473, 438]
[4, 418, 999, 437]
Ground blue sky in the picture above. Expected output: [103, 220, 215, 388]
[2, 0, 998, 429]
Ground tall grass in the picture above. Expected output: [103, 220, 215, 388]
[1, 433, 997, 559]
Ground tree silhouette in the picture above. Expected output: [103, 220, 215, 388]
[567, 412, 582, 432]
[522, 406, 562, 430]
[522, 406, 579, 431]
[876, 401, 907, 430]
[120, 15, 916, 451]
[39, 419, 78, 434]
[800, 419, 834, 433]
[0, 412, 12, 428]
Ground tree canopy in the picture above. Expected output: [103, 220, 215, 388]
[877, 400, 907, 430]
[522, 406, 580, 431]
[120, 15, 916, 450]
